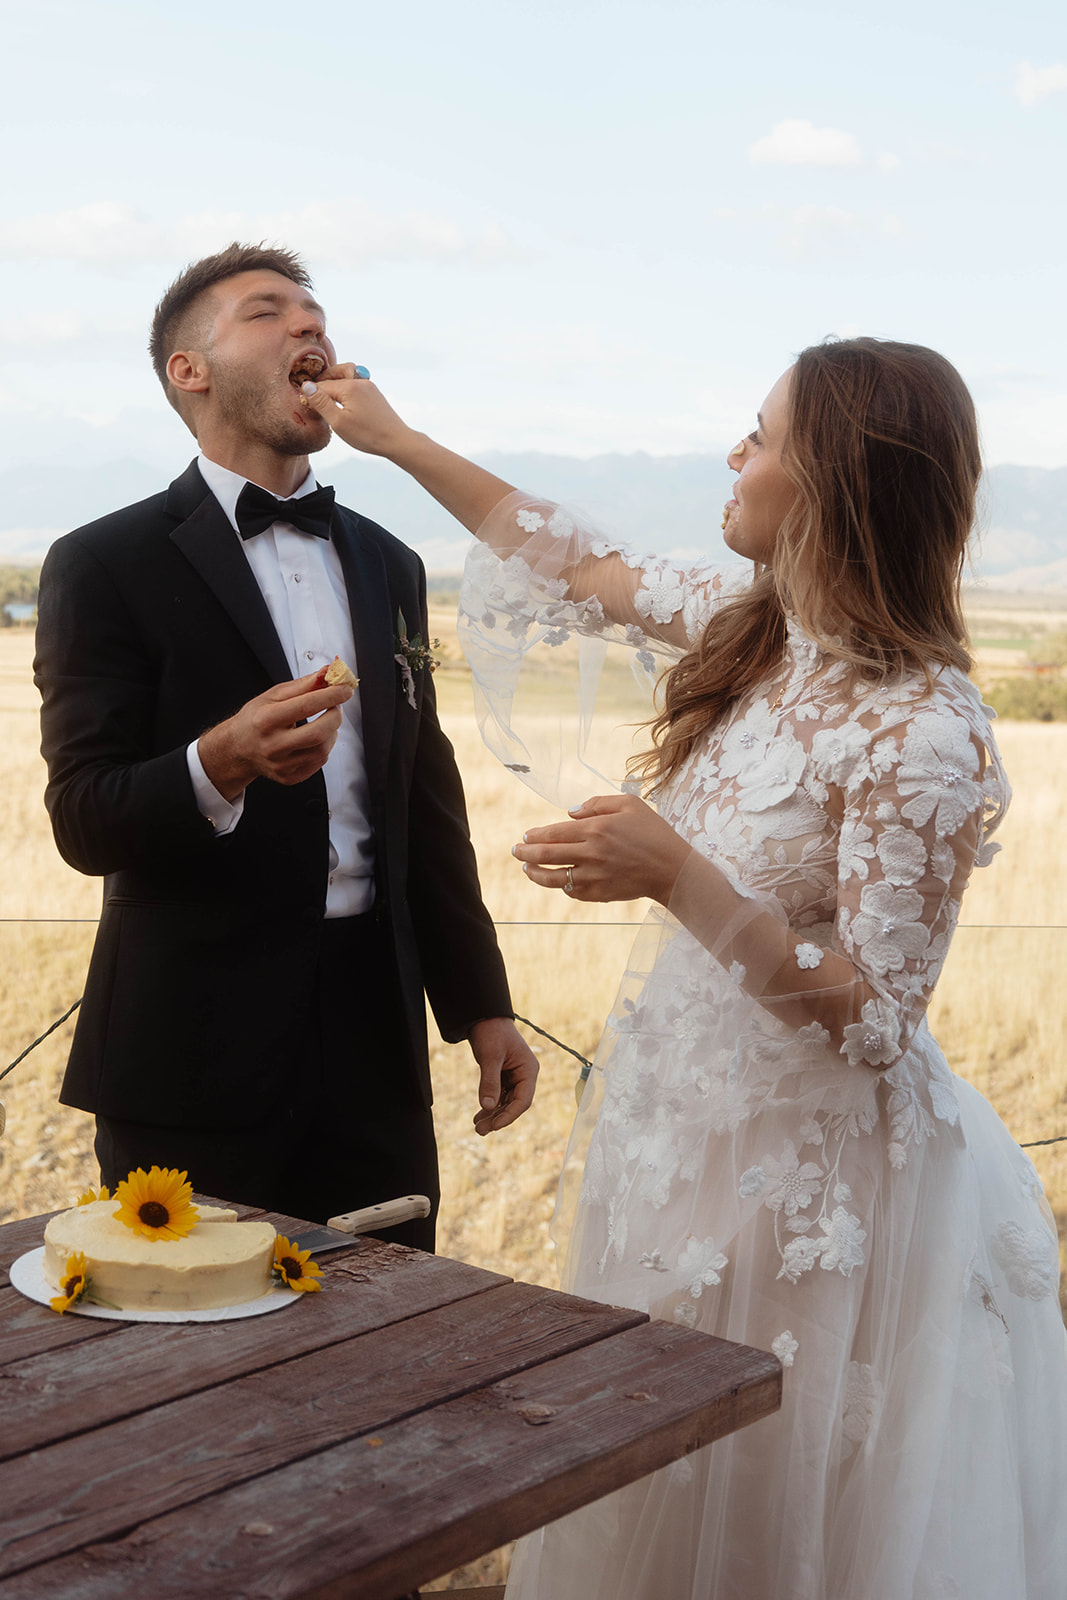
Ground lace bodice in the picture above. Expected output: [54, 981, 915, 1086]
[460, 490, 1009, 1081]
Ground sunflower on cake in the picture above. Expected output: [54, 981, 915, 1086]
[43, 1167, 321, 1314]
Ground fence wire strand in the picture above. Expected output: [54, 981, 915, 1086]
[1, 922, 1064, 1149]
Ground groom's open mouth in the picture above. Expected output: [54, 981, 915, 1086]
[288, 352, 327, 389]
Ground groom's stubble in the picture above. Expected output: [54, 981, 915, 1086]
[205, 346, 331, 460]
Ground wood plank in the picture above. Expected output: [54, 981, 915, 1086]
[0, 1288, 128, 1369]
[0, 1241, 510, 1457]
[0, 1283, 646, 1580]
[0, 1213, 62, 1288]
[424, 1591, 505, 1600]
[0, 1320, 779, 1600]
[424, 1590, 505, 1599]
[273, 1324, 783, 1600]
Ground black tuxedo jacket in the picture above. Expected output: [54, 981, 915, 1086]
[34, 460, 512, 1130]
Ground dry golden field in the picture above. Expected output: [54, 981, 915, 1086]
[3, 615, 1067, 1281]
[2, 610, 1067, 1588]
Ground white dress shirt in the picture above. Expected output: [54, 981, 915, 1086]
[186, 454, 375, 917]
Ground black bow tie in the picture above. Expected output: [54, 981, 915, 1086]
[235, 481, 336, 541]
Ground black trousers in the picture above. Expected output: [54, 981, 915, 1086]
[95, 912, 440, 1251]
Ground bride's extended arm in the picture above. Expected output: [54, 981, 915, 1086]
[300, 371, 516, 533]
[301, 371, 731, 650]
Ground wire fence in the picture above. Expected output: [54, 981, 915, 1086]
[3, 917, 1066, 1150]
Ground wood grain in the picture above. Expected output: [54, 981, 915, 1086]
[0, 1283, 647, 1581]
[0, 1286, 125, 1368]
[0, 1212, 61, 1288]
[0, 1320, 780, 1599]
[0, 1243, 510, 1462]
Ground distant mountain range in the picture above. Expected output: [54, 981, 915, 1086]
[2, 452, 1066, 589]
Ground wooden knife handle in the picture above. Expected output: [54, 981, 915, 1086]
[326, 1195, 432, 1234]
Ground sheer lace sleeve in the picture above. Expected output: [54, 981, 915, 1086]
[458, 490, 750, 807]
[666, 687, 1009, 1074]
[829, 698, 1007, 1063]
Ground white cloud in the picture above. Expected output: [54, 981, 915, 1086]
[1014, 62, 1067, 106]
[749, 119, 863, 168]
[0, 200, 519, 269]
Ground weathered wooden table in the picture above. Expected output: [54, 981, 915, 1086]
[0, 1201, 781, 1598]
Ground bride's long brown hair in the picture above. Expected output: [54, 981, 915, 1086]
[634, 337, 981, 790]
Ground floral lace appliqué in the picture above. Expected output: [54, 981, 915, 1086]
[991, 1220, 1059, 1300]
[771, 1330, 798, 1368]
[841, 1361, 882, 1455]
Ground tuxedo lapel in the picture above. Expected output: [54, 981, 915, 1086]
[332, 509, 394, 812]
[165, 461, 291, 684]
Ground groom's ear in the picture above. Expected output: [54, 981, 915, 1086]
[166, 349, 211, 396]
[165, 350, 210, 437]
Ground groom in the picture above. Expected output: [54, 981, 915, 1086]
[33, 242, 537, 1247]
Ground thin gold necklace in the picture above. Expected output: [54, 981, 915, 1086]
[769, 671, 791, 712]
[769, 664, 816, 713]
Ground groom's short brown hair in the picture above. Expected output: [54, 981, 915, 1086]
[149, 241, 313, 408]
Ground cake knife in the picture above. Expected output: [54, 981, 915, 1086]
[291, 1194, 432, 1254]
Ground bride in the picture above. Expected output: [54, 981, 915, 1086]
[301, 339, 1067, 1599]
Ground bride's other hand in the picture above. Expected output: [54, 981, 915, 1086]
[513, 793, 691, 906]
[299, 366, 414, 458]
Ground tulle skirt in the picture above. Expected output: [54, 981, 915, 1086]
[506, 926, 1067, 1600]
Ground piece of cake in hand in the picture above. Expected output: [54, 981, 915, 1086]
[324, 655, 358, 689]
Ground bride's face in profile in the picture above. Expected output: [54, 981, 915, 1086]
[722, 368, 796, 565]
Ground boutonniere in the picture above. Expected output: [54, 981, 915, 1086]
[394, 608, 440, 710]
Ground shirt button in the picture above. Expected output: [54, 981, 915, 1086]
[306, 650, 314, 661]
[293, 574, 302, 584]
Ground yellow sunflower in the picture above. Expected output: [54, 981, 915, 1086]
[272, 1236, 323, 1293]
[50, 1251, 90, 1314]
[113, 1167, 199, 1241]
[76, 1184, 111, 1206]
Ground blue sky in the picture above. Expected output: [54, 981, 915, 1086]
[1, 0, 1066, 480]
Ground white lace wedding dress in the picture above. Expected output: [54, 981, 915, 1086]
[459, 493, 1067, 1600]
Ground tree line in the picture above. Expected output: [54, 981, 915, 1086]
[0, 564, 39, 625]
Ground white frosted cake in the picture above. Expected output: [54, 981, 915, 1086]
[43, 1201, 277, 1312]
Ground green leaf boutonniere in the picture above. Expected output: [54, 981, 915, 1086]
[394, 609, 441, 710]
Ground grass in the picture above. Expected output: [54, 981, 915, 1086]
[4, 621, 1067, 1292]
